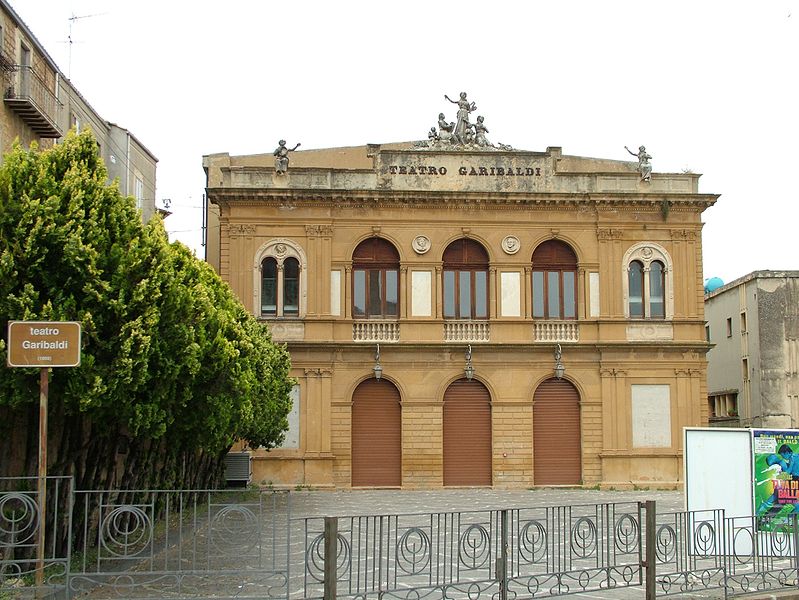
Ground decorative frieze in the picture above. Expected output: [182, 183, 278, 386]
[597, 228, 623, 241]
[305, 225, 333, 237]
[229, 224, 256, 237]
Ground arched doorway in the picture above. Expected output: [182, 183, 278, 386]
[533, 378, 581, 485]
[351, 379, 401, 487]
[443, 379, 492, 486]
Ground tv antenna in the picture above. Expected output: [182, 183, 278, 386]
[65, 12, 106, 78]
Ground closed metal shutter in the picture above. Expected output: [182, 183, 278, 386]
[351, 379, 401, 487]
[533, 378, 581, 485]
[443, 379, 492, 486]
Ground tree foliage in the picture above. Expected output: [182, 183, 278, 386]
[0, 131, 292, 485]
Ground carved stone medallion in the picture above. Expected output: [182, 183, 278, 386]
[502, 235, 520, 255]
[412, 235, 431, 255]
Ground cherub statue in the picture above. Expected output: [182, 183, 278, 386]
[437, 113, 455, 143]
[625, 145, 652, 182]
[274, 139, 301, 174]
[473, 115, 491, 147]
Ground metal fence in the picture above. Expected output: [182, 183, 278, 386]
[2, 477, 799, 599]
[301, 502, 644, 599]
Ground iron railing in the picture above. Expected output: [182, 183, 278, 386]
[3, 477, 799, 599]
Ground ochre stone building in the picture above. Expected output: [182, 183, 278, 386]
[203, 118, 717, 490]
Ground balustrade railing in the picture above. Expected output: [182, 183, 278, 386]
[534, 320, 579, 342]
[444, 320, 490, 342]
[352, 320, 400, 342]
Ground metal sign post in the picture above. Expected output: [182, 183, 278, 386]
[6, 321, 81, 588]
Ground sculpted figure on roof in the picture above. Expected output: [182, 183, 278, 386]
[417, 93, 512, 151]
[274, 139, 301, 174]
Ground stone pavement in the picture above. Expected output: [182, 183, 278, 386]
[285, 487, 685, 517]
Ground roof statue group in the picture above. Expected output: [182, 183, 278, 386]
[271, 91, 652, 181]
[418, 92, 513, 151]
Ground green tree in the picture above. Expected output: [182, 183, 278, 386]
[0, 130, 292, 490]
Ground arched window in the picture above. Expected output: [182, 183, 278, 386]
[255, 239, 306, 318]
[261, 257, 278, 315]
[622, 243, 673, 320]
[532, 240, 577, 319]
[628, 260, 644, 318]
[443, 239, 489, 319]
[283, 257, 299, 316]
[352, 238, 399, 318]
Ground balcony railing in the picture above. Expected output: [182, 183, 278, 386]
[534, 321, 579, 342]
[353, 321, 400, 342]
[4, 65, 62, 137]
[444, 321, 490, 342]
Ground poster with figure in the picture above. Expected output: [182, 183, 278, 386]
[753, 429, 799, 530]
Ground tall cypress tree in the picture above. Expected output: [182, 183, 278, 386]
[0, 130, 292, 490]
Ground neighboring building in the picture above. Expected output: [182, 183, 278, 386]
[0, 0, 157, 221]
[705, 271, 799, 429]
[204, 99, 717, 490]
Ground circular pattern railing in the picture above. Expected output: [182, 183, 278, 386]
[570, 516, 597, 558]
[99, 505, 151, 557]
[210, 505, 259, 554]
[0, 493, 39, 545]
[459, 524, 491, 569]
[396, 527, 431, 575]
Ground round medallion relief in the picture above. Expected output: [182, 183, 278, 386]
[502, 236, 521, 255]
[412, 235, 431, 255]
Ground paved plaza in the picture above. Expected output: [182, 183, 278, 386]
[285, 486, 686, 518]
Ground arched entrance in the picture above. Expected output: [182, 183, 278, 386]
[443, 378, 492, 486]
[533, 378, 582, 485]
[351, 379, 401, 487]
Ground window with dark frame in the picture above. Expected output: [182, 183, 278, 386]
[352, 238, 399, 318]
[532, 240, 578, 319]
[261, 254, 301, 317]
[627, 259, 666, 319]
[261, 257, 278, 315]
[443, 239, 489, 319]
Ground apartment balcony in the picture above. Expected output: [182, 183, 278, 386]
[444, 321, 490, 343]
[352, 321, 400, 342]
[4, 66, 62, 138]
[533, 320, 579, 343]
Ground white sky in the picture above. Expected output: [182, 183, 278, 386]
[12, 0, 799, 285]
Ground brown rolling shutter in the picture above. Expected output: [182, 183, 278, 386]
[533, 378, 581, 485]
[443, 379, 492, 486]
[352, 379, 401, 487]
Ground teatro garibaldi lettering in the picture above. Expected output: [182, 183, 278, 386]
[387, 165, 541, 177]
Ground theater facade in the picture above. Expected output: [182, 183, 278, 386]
[203, 101, 717, 489]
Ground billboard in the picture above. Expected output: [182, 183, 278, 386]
[753, 429, 799, 526]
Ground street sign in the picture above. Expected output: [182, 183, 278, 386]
[7, 321, 82, 367]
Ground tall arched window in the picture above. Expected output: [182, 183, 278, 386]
[532, 240, 578, 319]
[649, 261, 665, 318]
[352, 238, 399, 318]
[255, 239, 306, 318]
[443, 239, 489, 319]
[283, 257, 299, 316]
[261, 257, 278, 315]
[628, 260, 644, 318]
[622, 243, 673, 320]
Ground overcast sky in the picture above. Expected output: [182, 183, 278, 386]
[13, 0, 799, 285]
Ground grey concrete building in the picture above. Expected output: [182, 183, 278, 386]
[0, 0, 157, 221]
[705, 271, 799, 428]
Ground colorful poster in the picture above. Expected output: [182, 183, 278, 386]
[753, 429, 799, 528]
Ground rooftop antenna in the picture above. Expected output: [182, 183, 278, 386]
[65, 12, 105, 78]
